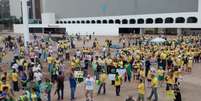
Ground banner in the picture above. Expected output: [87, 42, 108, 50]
[108, 74, 115, 80]
[117, 68, 126, 76]
[74, 71, 84, 78]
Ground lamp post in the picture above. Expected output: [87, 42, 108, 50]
[21, 0, 30, 47]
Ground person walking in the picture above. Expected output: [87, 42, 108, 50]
[56, 71, 65, 100]
[45, 78, 52, 101]
[12, 69, 19, 91]
[137, 79, 145, 101]
[69, 73, 77, 100]
[97, 71, 107, 95]
[174, 84, 182, 101]
[84, 74, 95, 101]
[115, 73, 122, 96]
[147, 74, 159, 101]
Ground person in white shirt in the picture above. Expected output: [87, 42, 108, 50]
[32, 64, 41, 73]
[84, 75, 95, 101]
[76, 49, 81, 58]
[34, 70, 43, 83]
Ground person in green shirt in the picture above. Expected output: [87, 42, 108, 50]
[51, 64, 59, 83]
[125, 62, 132, 82]
[45, 78, 52, 101]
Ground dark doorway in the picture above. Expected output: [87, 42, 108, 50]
[119, 28, 140, 34]
[44, 28, 66, 34]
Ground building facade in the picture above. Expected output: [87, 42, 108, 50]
[14, 0, 201, 35]
[0, 0, 10, 19]
[9, 0, 41, 19]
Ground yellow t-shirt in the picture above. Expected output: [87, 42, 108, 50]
[151, 77, 158, 88]
[166, 76, 175, 85]
[157, 69, 164, 76]
[160, 53, 167, 60]
[12, 73, 18, 82]
[115, 76, 122, 86]
[140, 70, 145, 78]
[137, 83, 145, 94]
[100, 73, 107, 83]
[47, 57, 53, 64]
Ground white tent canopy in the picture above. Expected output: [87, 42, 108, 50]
[150, 37, 166, 43]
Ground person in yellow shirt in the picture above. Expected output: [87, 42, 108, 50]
[97, 71, 107, 95]
[137, 79, 145, 101]
[165, 73, 175, 92]
[115, 73, 122, 96]
[160, 52, 167, 70]
[1, 77, 12, 96]
[47, 54, 53, 73]
[187, 56, 193, 72]
[12, 69, 19, 91]
[147, 74, 158, 101]
[157, 67, 165, 87]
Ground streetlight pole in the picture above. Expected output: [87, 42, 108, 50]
[21, 0, 30, 47]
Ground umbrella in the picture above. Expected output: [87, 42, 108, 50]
[150, 37, 166, 43]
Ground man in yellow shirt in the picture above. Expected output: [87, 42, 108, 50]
[115, 73, 122, 96]
[147, 74, 158, 101]
[47, 54, 53, 72]
[97, 71, 107, 95]
[137, 79, 145, 101]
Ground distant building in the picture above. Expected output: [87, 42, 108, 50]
[0, 0, 10, 19]
[9, 0, 41, 19]
[14, 0, 201, 35]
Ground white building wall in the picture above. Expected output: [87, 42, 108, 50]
[63, 24, 119, 36]
[13, 1, 201, 36]
[41, 13, 55, 24]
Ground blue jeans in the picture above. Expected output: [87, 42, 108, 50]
[148, 87, 158, 101]
[48, 64, 53, 73]
[70, 87, 76, 99]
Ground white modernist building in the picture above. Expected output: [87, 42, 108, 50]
[14, 0, 201, 36]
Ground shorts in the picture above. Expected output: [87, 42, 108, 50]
[86, 90, 93, 96]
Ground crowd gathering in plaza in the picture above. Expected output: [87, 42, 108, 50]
[0, 34, 200, 101]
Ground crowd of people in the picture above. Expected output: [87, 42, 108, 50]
[0, 34, 200, 101]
